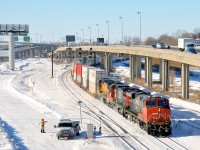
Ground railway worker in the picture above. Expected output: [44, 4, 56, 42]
[40, 118, 47, 133]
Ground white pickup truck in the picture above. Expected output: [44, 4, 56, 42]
[54, 119, 81, 140]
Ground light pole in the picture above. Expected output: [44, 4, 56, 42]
[51, 51, 54, 78]
[78, 100, 82, 124]
[96, 24, 99, 38]
[119, 16, 123, 44]
[137, 11, 142, 45]
[106, 20, 109, 45]
[88, 27, 91, 43]
[81, 29, 84, 44]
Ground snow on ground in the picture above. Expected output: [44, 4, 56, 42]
[0, 58, 200, 150]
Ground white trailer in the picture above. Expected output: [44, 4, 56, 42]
[178, 38, 194, 51]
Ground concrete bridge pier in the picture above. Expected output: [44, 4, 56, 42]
[181, 63, 189, 99]
[161, 59, 169, 91]
[9, 32, 15, 70]
[129, 55, 135, 82]
[134, 56, 141, 78]
[105, 53, 113, 73]
[146, 56, 152, 87]
[100, 53, 112, 73]
[24, 51, 28, 58]
[159, 59, 162, 81]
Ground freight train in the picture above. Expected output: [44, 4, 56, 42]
[72, 62, 172, 136]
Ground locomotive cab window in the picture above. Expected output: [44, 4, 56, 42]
[158, 101, 169, 108]
[146, 101, 156, 108]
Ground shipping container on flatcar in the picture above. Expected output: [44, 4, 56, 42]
[76, 64, 82, 84]
[73, 62, 81, 81]
[82, 65, 95, 89]
[88, 68, 108, 95]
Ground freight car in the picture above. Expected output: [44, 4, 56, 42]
[71, 62, 171, 136]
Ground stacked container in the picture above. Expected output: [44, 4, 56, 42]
[88, 68, 108, 95]
[73, 62, 81, 81]
[82, 65, 95, 89]
[77, 64, 82, 84]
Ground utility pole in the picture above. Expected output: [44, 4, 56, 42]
[51, 51, 54, 78]
[106, 20, 109, 45]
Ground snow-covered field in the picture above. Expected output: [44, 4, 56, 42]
[0, 58, 200, 150]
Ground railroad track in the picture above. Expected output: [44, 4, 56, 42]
[61, 69, 151, 150]
[62, 69, 193, 150]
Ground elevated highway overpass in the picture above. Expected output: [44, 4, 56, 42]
[55, 46, 200, 99]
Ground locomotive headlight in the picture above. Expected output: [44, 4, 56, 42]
[153, 120, 156, 123]
[165, 120, 168, 123]
[158, 108, 160, 112]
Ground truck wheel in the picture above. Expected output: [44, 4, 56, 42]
[57, 136, 60, 140]
[76, 132, 80, 136]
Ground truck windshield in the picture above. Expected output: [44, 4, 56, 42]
[146, 101, 156, 108]
[58, 123, 72, 127]
[158, 101, 169, 108]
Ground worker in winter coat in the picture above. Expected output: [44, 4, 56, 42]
[40, 118, 47, 133]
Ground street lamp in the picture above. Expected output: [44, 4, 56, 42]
[51, 51, 54, 78]
[137, 11, 142, 45]
[119, 16, 123, 44]
[106, 20, 109, 45]
[88, 27, 91, 43]
[78, 100, 82, 124]
[96, 24, 99, 38]
[81, 29, 84, 44]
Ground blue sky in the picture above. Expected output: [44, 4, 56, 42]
[1, 0, 200, 43]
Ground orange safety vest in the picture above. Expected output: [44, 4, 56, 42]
[40, 120, 46, 125]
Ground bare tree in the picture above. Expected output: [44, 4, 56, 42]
[193, 28, 200, 39]
[124, 36, 132, 46]
[144, 36, 157, 45]
[132, 36, 140, 45]
[158, 34, 177, 46]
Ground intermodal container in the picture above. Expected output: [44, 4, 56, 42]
[77, 75, 82, 84]
[89, 68, 108, 84]
[82, 65, 95, 88]
[89, 81, 97, 95]
[77, 64, 82, 76]
[73, 73, 77, 80]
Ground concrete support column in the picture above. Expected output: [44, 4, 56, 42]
[129, 55, 135, 82]
[32, 50, 35, 58]
[161, 59, 169, 91]
[181, 63, 189, 99]
[134, 56, 141, 78]
[146, 56, 152, 87]
[159, 59, 162, 81]
[145, 57, 147, 83]
[100, 56, 105, 69]
[105, 53, 112, 73]
[25, 50, 29, 58]
[9, 32, 15, 70]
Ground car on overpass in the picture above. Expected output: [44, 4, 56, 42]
[156, 43, 165, 49]
[184, 48, 197, 54]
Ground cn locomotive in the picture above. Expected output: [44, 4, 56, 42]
[72, 62, 171, 136]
